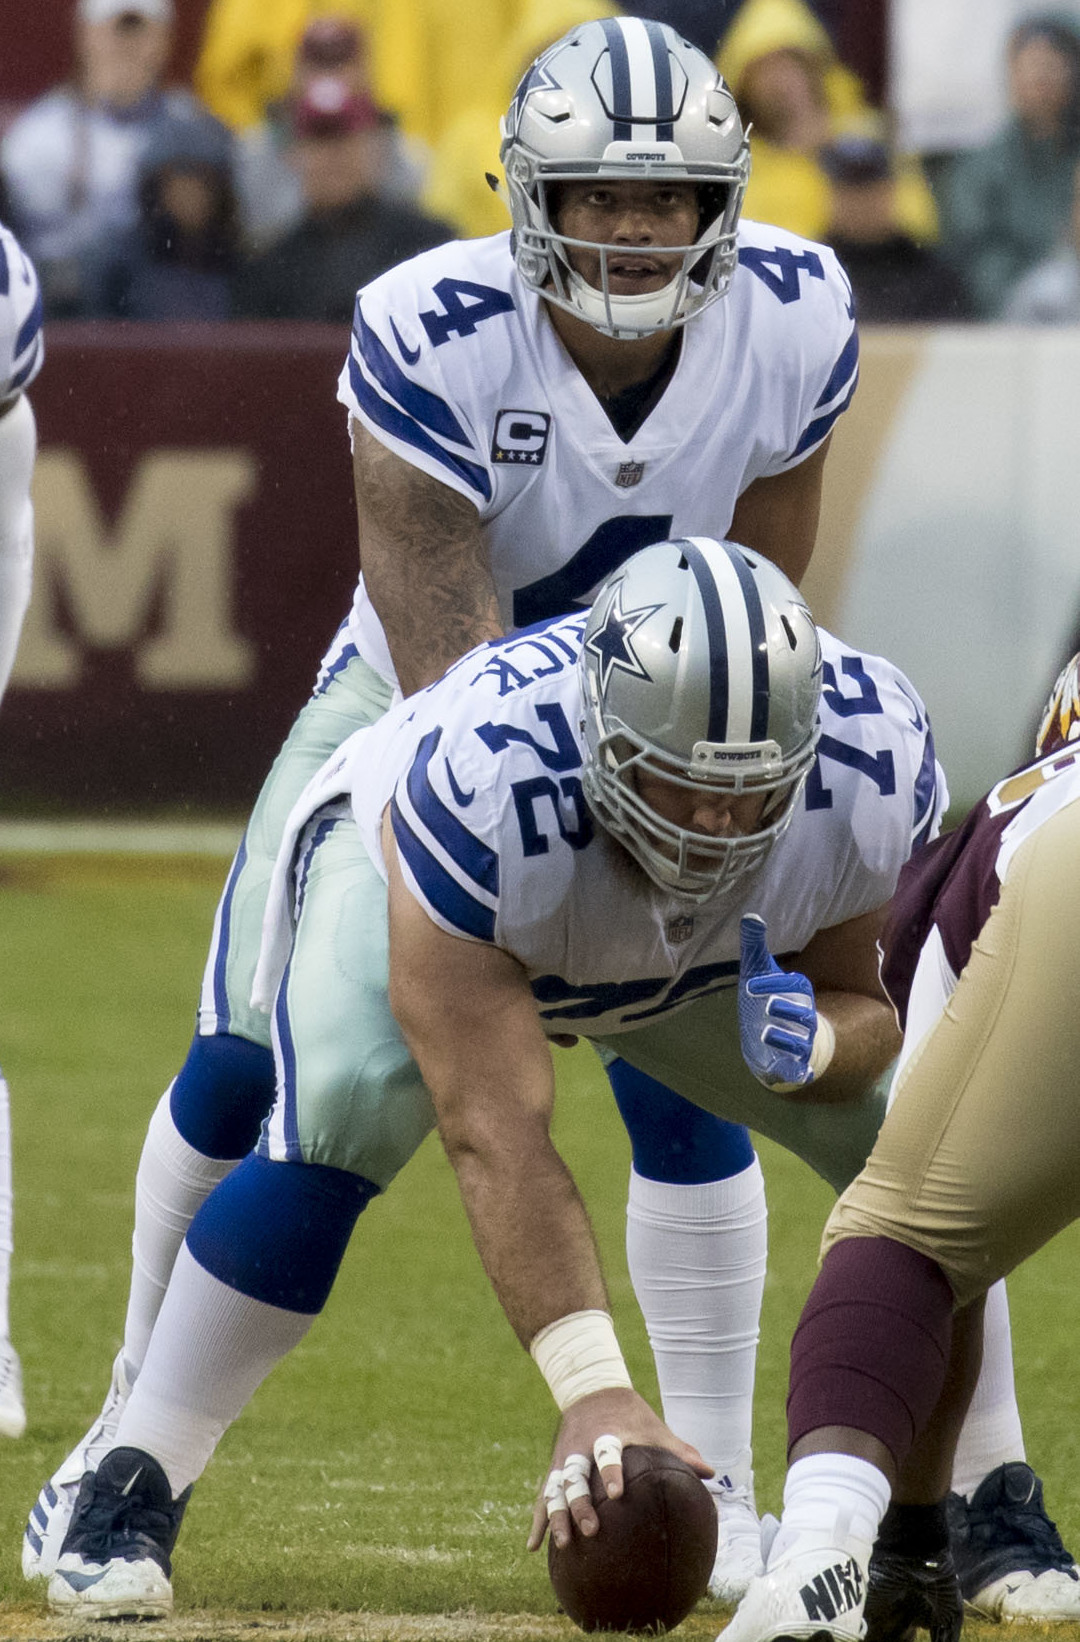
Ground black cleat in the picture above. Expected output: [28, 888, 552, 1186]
[46, 1446, 191, 1620]
[946, 1462, 1080, 1620]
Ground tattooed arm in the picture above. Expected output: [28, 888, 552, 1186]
[352, 418, 503, 696]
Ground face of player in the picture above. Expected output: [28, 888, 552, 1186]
[634, 765, 770, 862]
[551, 180, 700, 298]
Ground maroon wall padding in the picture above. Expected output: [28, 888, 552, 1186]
[3, 0, 212, 108]
[2, 322, 359, 814]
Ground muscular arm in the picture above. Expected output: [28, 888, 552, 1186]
[728, 435, 832, 588]
[795, 903, 901, 1102]
[352, 418, 503, 695]
[384, 813, 608, 1342]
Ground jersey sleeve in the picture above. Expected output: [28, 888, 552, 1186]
[736, 222, 858, 477]
[336, 238, 518, 514]
[0, 225, 43, 401]
[811, 635, 949, 922]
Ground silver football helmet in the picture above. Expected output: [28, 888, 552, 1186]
[580, 537, 822, 902]
[499, 15, 750, 338]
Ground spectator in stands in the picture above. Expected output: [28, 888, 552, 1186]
[717, 0, 937, 247]
[939, 13, 1080, 318]
[235, 15, 421, 253]
[0, 0, 231, 318]
[195, 0, 518, 161]
[98, 114, 240, 319]
[1002, 155, 1080, 321]
[821, 127, 974, 322]
[232, 71, 451, 322]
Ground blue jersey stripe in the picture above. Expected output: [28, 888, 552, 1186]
[391, 796, 496, 942]
[352, 299, 473, 447]
[720, 541, 770, 742]
[788, 371, 859, 460]
[675, 537, 731, 742]
[814, 327, 859, 410]
[406, 728, 499, 895]
[0, 238, 9, 296]
[8, 332, 42, 395]
[348, 353, 492, 503]
[600, 17, 634, 140]
[643, 18, 675, 140]
[14, 287, 43, 364]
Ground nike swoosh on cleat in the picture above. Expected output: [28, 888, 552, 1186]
[118, 1467, 144, 1496]
[58, 1568, 110, 1592]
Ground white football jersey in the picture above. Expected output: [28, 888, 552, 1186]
[0, 222, 43, 400]
[332, 224, 857, 685]
[257, 619, 946, 1040]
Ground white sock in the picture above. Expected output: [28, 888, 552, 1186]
[113, 1242, 313, 1496]
[951, 1279, 1024, 1497]
[625, 1157, 767, 1492]
[770, 1453, 892, 1568]
[0, 1071, 13, 1341]
[122, 1089, 240, 1375]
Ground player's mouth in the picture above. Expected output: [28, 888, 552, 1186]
[604, 254, 675, 293]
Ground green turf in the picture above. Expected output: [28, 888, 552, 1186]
[0, 854, 1077, 1641]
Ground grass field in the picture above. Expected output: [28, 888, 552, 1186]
[1, 849, 1078, 1642]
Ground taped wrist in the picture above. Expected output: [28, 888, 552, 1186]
[530, 1309, 632, 1411]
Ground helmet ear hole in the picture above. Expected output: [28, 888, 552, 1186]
[668, 616, 683, 653]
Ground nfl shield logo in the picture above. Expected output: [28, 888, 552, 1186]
[665, 915, 694, 945]
[615, 461, 645, 488]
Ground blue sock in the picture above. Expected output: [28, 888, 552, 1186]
[185, 1152, 377, 1312]
[607, 1057, 754, 1183]
[170, 1032, 275, 1159]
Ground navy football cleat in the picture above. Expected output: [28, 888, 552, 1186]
[865, 1542, 963, 1642]
[47, 1446, 191, 1620]
[947, 1463, 1080, 1620]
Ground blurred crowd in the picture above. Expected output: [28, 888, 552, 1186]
[4, 0, 1080, 324]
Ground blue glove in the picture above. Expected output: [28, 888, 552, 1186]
[738, 914, 826, 1091]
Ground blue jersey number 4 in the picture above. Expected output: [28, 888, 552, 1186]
[419, 278, 515, 347]
[738, 245, 825, 305]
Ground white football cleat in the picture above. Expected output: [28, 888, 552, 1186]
[718, 1543, 868, 1642]
[22, 1349, 132, 1579]
[709, 1457, 765, 1604]
[969, 1567, 1080, 1622]
[46, 1446, 188, 1621]
[0, 1338, 26, 1439]
[948, 1463, 1080, 1620]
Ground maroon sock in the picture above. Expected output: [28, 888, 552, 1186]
[787, 1237, 954, 1469]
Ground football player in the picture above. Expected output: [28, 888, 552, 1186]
[26, 15, 850, 1601]
[721, 651, 1080, 1642]
[25, 16, 1071, 1621]
[46, 539, 943, 1618]
[0, 219, 43, 1443]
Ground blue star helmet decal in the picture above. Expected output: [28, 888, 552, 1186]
[584, 584, 664, 693]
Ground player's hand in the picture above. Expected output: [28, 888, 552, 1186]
[527, 1386, 711, 1552]
[738, 914, 825, 1093]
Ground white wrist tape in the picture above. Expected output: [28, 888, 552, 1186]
[809, 1013, 836, 1080]
[529, 1309, 632, 1412]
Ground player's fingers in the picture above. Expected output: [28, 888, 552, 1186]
[593, 1432, 624, 1499]
[527, 1494, 549, 1552]
[562, 1451, 599, 1538]
[739, 913, 772, 975]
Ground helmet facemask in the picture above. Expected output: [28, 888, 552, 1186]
[579, 537, 823, 903]
[500, 17, 750, 340]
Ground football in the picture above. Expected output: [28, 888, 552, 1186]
[547, 1444, 718, 1633]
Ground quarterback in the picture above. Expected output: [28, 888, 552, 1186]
[0, 218, 43, 1442]
[47, 540, 943, 1617]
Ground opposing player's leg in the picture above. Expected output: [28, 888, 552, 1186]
[24, 653, 394, 1580]
[608, 1058, 767, 1602]
[601, 982, 1080, 1621]
[0, 1067, 26, 1439]
[48, 809, 436, 1619]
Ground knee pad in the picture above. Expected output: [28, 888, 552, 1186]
[788, 1237, 954, 1469]
[186, 1152, 378, 1312]
[607, 1058, 755, 1183]
[170, 1032, 276, 1159]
